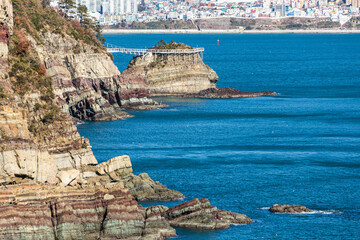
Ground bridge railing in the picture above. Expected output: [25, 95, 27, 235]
[106, 43, 204, 55]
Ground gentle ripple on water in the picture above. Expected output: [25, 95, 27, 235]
[78, 34, 360, 239]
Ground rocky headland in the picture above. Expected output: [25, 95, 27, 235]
[120, 41, 276, 99]
[0, 0, 252, 239]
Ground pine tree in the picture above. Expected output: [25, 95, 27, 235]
[61, 0, 76, 13]
[77, 4, 88, 23]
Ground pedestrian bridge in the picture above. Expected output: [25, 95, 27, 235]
[106, 44, 204, 58]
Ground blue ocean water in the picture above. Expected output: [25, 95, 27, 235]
[77, 34, 360, 239]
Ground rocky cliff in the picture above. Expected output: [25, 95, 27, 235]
[8, 0, 157, 122]
[35, 32, 158, 121]
[0, 1, 252, 239]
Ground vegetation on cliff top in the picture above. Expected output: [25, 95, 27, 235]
[153, 40, 193, 50]
[12, 0, 105, 48]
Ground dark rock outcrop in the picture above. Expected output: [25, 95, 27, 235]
[163, 198, 252, 230]
[185, 87, 277, 98]
[269, 204, 311, 213]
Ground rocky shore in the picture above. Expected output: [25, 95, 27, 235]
[0, 1, 252, 239]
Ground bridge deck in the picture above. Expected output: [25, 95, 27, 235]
[106, 44, 204, 55]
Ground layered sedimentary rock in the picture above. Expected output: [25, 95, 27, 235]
[0, 98, 97, 185]
[163, 198, 252, 229]
[0, 183, 176, 240]
[32, 32, 157, 121]
[0, 1, 253, 239]
[120, 48, 276, 99]
[269, 204, 311, 213]
[121, 51, 219, 96]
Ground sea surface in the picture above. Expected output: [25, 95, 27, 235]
[77, 34, 360, 239]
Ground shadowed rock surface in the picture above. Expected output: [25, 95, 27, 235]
[269, 204, 311, 213]
[163, 198, 252, 230]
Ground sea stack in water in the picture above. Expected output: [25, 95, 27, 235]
[269, 204, 311, 213]
[120, 41, 276, 98]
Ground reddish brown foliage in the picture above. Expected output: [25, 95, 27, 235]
[0, 25, 10, 44]
[38, 64, 46, 75]
[71, 20, 82, 30]
[15, 30, 30, 55]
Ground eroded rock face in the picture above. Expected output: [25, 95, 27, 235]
[0, 183, 176, 240]
[163, 198, 252, 230]
[31, 33, 158, 121]
[0, 0, 13, 93]
[121, 52, 218, 96]
[269, 204, 311, 213]
[0, 100, 96, 185]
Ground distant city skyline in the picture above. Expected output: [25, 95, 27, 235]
[50, 0, 360, 26]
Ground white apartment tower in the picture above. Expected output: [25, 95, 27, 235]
[76, 0, 137, 14]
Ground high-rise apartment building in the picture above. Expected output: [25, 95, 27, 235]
[76, 0, 137, 15]
[352, 0, 360, 8]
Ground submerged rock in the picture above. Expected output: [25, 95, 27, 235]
[163, 198, 252, 230]
[269, 204, 311, 213]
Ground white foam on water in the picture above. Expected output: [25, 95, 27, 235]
[274, 209, 341, 215]
[259, 206, 270, 210]
[259, 206, 341, 215]
[231, 223, 248, 226]
[296, 209, 341, 215]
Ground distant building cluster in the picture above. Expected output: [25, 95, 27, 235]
[50, 0, 360, 25]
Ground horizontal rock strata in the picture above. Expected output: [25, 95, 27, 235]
[121, 52, 219, 96]
[34, 33, 158, 121]
[0, 183, 176, 240]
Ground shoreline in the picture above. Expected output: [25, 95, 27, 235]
[103, 29, 360, 34]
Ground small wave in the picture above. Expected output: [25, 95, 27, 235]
[231, 223, 249, 226]
[259, 207, 341, 215]
[259, 207, 270, 210]
[274, 210, 341, 215]
[297, 209, 341, 215]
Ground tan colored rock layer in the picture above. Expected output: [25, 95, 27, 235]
[0, 183, 176, 240]
[89, 155, 184, 201]
[121, 52, 218, 96]
[0, 99, 97, 184]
